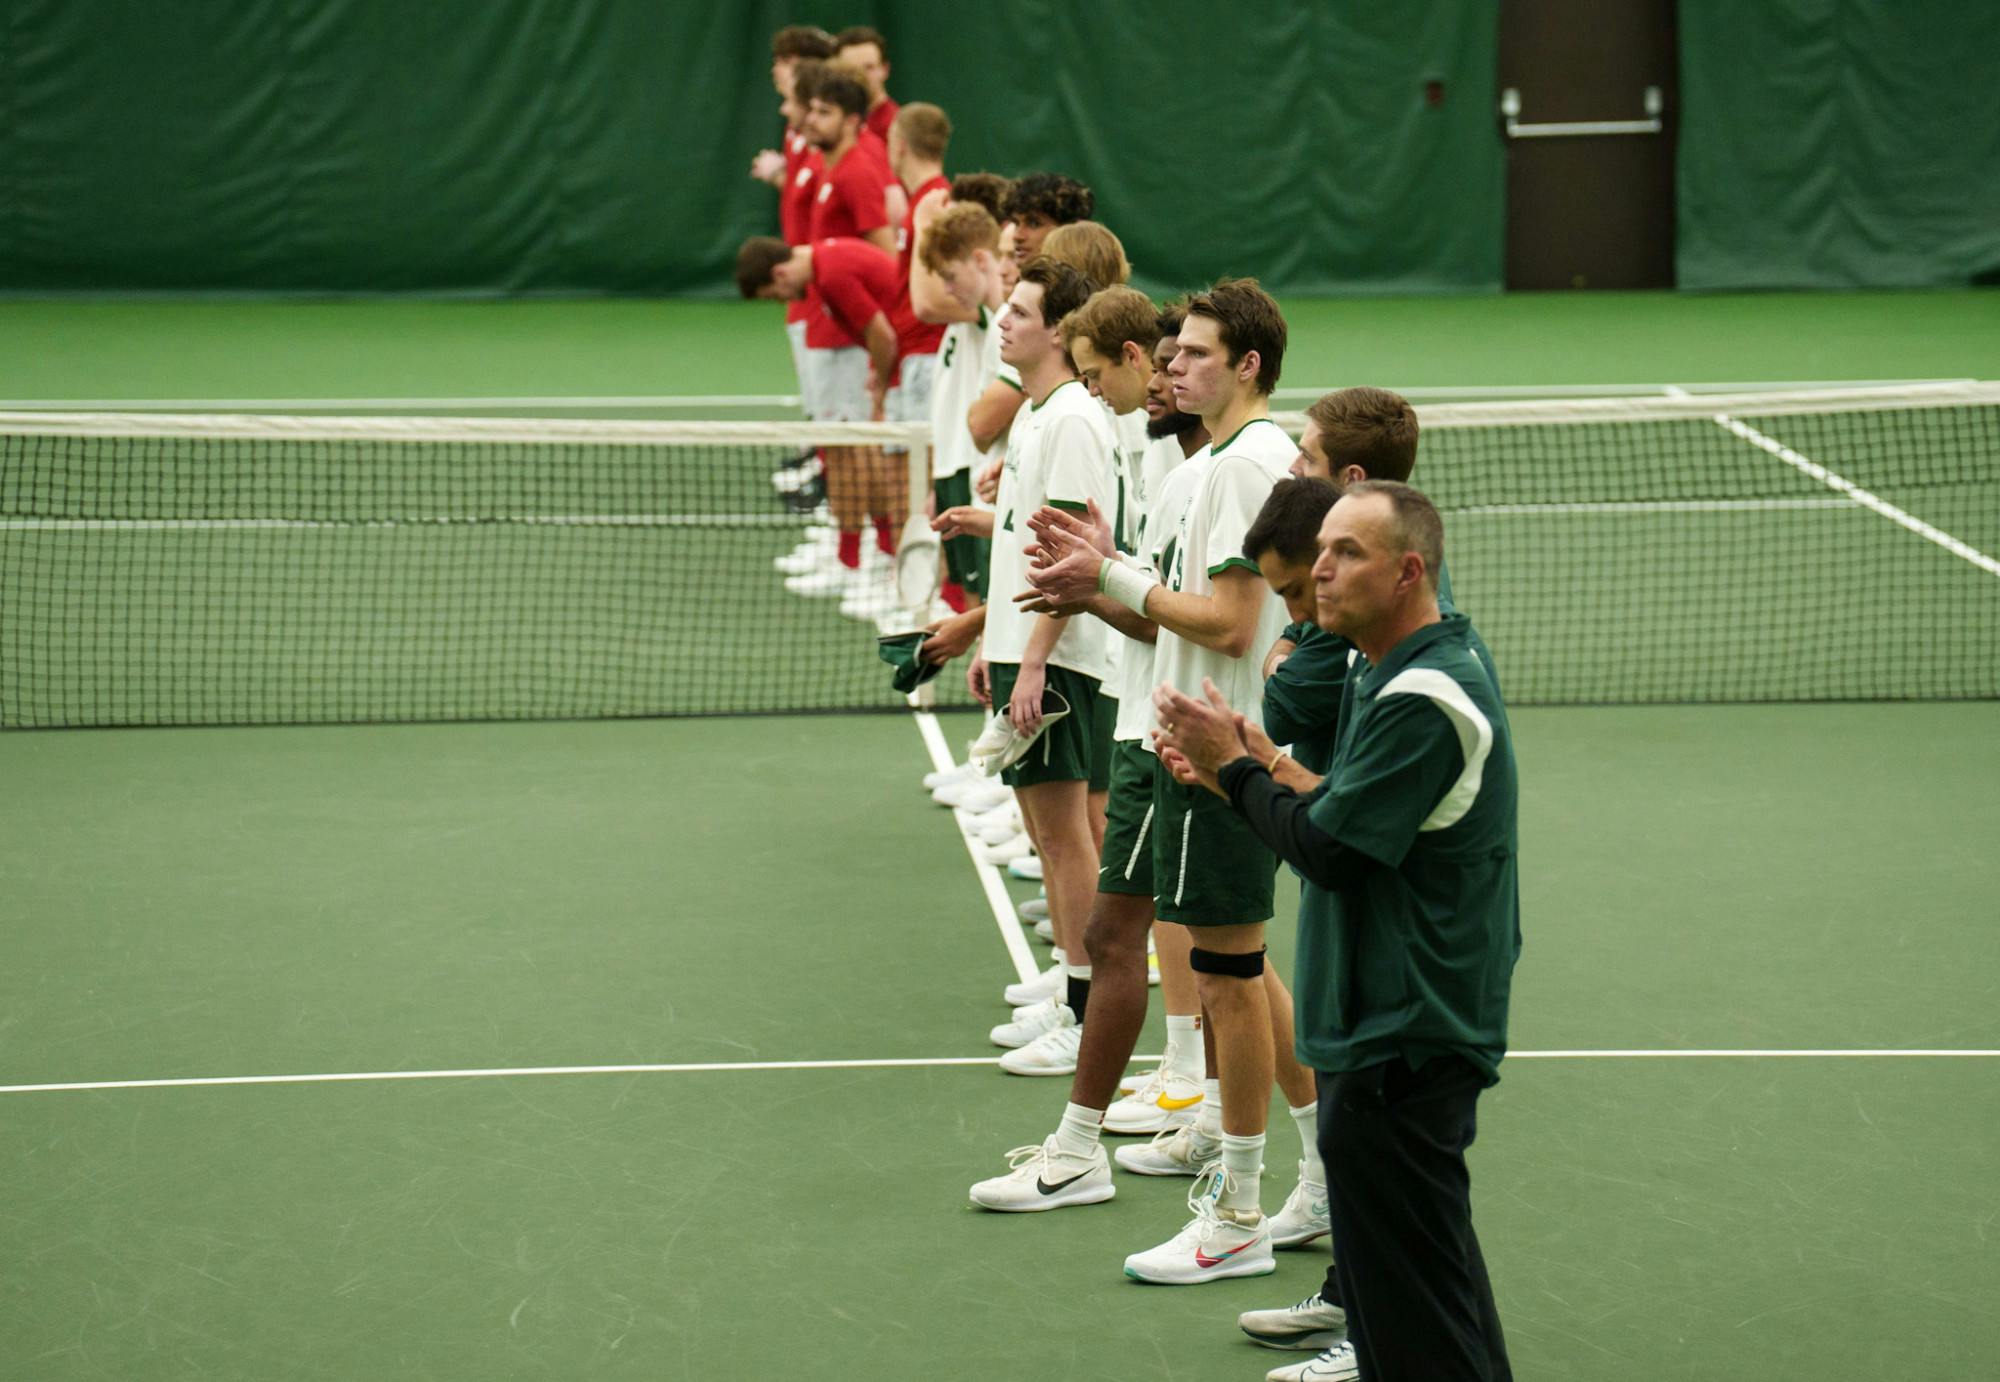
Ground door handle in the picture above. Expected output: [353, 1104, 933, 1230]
[1501, 86, 1663, 139]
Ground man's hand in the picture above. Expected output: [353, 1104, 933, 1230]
[968, 655, 991, 708]
[1262, 636, 1298, 680]
[1012, 585, 1085, 618]
[933, 506, 994, 541]
[920, 609, 982, 665]
[974, 457, 1004, 504]
[1008, 660, 1047, 736]
[1027, 499, 1116, 563]
[1153, 678, 1252, 777]
[750, 149, 786, 185]
[1234, 712, 1279, 770]
[867, 373, 890, 421]
[1156, 743, 1221, 797]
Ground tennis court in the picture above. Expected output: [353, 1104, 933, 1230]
[3, 293, 1998, 1380]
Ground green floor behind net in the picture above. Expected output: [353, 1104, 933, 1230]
[2, 291, 1997, 1380]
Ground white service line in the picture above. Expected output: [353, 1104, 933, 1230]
[4, 1048, 1995, 1097]
[912, 710, 1040, 984]
[1716, 414, 2000, 578]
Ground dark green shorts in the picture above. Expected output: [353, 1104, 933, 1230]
[1090, 691, 1117, 793]
[987, 662, 1102, 788]
[1151, 774, 1278, 926]
[933, 471, 990, 598]
[1097, 739, 1158, 897]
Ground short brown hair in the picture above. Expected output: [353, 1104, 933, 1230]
[1040, 222, 1130, 290]
[1184, 278, 1286, 395]
[734, 237, 793, 299]
[892, 103, 951, 162]
[1061, 285, 1160, 364]
[809, 61, 870, 119]
[1305, 387, 1419, 483]
[835, 25, 886, 58]
[771, 25, 837, 60]
[1017, 257, 1096, 327]
[919, 202, 1000, 274]
[948, 173, 1011, 222]
[1244, 477, 1339, 566]
[1345, 480, 1444, 592]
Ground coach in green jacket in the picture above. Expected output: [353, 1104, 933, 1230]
[1155, 479, 1518, 1382]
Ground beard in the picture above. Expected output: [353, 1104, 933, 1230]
[1145, 409, 1201, 441]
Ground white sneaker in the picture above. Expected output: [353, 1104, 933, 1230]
[1017, 896, 1048, 922]
[1113, 1121, 1218, 1177]
[1122, 1165, 1275, 1284]
[979, 831, 1034, 866]
[1003, 960, 1064, 1008]
[1269, 1161, 1332, 1249]
[1266, 1343, 1359, 1382]
[1033, 916, 1054, 943]
[1104, 1064, 1204, 1136]
[1007, 855, 1044, 881]
[968, 1137, 1114, 1212]
[784, 565, 853, 597]
[998, 1019, 1081, 1076]
[970, 799, 1020, 831]
[977, 812, 1025, 847]
[988, 997, 1070, 1049]
[1239, 1293, 1348, 1352]
[935, 777, 1010, 811]
[1148, 945, 1160, 987]
[922, 760, 979, 791]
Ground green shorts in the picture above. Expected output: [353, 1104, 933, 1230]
[1151, 773, 1278, 926]
[986, 662, 1102, 788]
[1097, 739, 1159, 897]
[933, 471, 990, 598]
[1090, 691, 1117, 793]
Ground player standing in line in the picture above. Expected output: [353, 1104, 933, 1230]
[1022, 280, 1297, 1283]
[834, 26, 899, 145]
[910, 202, 1007, 614]
[749, 27, 838, 399]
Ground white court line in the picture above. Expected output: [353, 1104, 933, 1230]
[0, 514, 804, 531]
[1715, 414, 2000, 578]
[912, 710, 1040, 984]
[3, 1049, 1996, 1097]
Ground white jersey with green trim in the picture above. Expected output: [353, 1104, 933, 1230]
[930, 305, 1002, 480]
[1111, 437, 1202, 742]
[1148, 415, 1294, 736]
[1098, 405, 1155, 703]
[982, 378, 1119, 678]
[983, 317, 1020, 465]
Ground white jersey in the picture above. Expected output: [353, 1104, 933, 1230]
[1148, 416, 1294, 737]
[1097, 405, 1154, 704]
[983, 378, 1119, 679]
[929, 303, 1001, 480]
[982, 316, 1018, 465]
[1111, 436, 1200, 742]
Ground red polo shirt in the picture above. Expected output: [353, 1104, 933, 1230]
[807, 237, 902, 353]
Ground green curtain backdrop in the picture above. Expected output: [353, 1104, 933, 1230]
[0, 1, 1502, 298]
[1678, 0, 2000, 290]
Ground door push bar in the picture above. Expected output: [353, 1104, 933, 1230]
[1501, 86, 1663, 138]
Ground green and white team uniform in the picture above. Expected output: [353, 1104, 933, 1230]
[1149, 417, 1294, 925]
[930, 305, 1002, 595]
[983, 379, 1119, 786]
[1089, 407, 1154, 792]
[1097, 434, 1199, 896]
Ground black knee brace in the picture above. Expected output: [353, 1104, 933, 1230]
[1189, 945, 1266, 978]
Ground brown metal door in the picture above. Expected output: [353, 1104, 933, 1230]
[1500, 0, 1678, 290]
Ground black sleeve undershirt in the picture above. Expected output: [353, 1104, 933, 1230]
[1218, 757, 1375, 892]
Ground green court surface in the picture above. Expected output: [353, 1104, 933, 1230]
[3, 289, 1998, 407]
[2, 705, 1996, 1381]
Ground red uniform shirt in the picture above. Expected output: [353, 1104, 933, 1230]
[865, 98, 900, 146]
[808, 140, 895, 245]
[807, 237, 902, 353]
[892, 173, 953, 358]
[780, 130, 824, 325]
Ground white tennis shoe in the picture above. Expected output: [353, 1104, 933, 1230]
[1003, 960, 1064, 1007]
[1266, 1343, 1360, 1382]
[1268, 1161, 1331, 1248]
[1122, 1164, 1275, 1284]
[1104, 1064, 1204, 1136]
[998, 1019, 1080, 1076]
[969, 1137, 1114, 1212]
[1113, 1121, 1219, 1177]
[1239, 1292, 1348, 1351]
[988, 997, 1070, 1049]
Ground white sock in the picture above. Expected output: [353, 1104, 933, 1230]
[1217, 1131, 1265, 1214]
[1164, 1014, 1203, 1080]
[1054, 1102, 1103, 1159]
[1064, 961, 1092, 981]
[1290, 1100, 1325, 1187]
[1193, 1079, 1223, 1150]
[1049, 948, 1066, 970]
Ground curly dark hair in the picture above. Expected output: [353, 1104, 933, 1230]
[1001, 172, 1093, 227]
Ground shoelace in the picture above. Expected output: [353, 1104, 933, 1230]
[1000, 1140, 1053, 1174]
[1176, 1160, 1243, 1243]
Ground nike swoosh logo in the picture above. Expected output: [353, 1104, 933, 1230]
[1194, 1241, 1253, 1269]
[1156, 1093, 1203, 1111]
[1037, 1171, 1092, 1195]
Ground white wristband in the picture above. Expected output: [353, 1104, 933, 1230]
[1101, 558, 1157, 617]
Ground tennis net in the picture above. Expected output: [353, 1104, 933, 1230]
[3, 383, 1997, 728]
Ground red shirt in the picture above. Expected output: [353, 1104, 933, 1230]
[807, 237, 901, 353]
[808, 139, 895, 244]
[780, 130, 824, 325]
[865, 98, 900, 146]
[892, 174, 952, 358]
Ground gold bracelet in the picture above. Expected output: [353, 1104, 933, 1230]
[1267, 750, 1286, 774]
